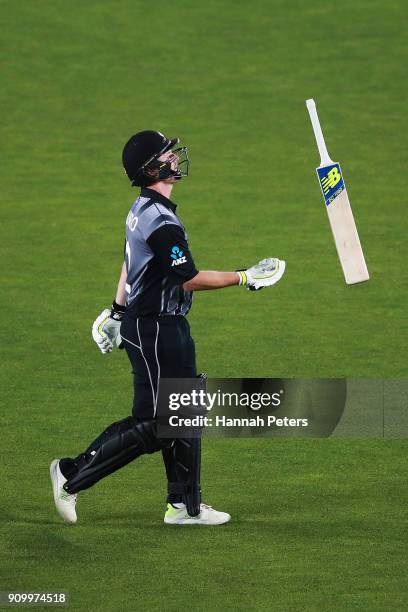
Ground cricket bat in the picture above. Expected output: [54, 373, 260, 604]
[306, 98, 369, 285]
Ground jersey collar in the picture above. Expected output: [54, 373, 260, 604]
[141, 188, 177, 212]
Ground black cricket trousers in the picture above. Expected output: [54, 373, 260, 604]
[120, 314, 197, 420]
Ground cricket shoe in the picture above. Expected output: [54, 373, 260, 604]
[50, 459, 77, 524]
[164, 503, 230, 526]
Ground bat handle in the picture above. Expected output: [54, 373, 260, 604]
[306, 99, 333, 166]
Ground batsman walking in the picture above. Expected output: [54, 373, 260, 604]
[50, 130, 286, 525]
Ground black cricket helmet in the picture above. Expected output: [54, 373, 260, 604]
[122, 130, 189, 187]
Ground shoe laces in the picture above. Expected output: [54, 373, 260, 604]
[61, 490, 77, 502]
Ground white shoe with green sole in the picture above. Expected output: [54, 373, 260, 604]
[164, 503, 231, 525]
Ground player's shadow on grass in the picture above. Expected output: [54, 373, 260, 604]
[0, 507, 59, 527]
[92, 510, 163, 528]
[3, 512, 87, 559]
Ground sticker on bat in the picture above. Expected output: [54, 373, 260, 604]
[316, 163, 345, 206]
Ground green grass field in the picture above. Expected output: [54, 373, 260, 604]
[1, 1, 407, 610]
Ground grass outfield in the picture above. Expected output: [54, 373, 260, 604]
[1, 1, 407, 610]
[2, 441, 407, 611]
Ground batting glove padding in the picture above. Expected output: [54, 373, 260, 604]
[92, 303, 125, 354]
[237, 258, 286, 291]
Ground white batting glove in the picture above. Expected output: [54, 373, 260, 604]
[92, 302, 125, 354]
[237, 258, 286, 291]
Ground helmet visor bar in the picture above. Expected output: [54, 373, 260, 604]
[140, 137, 180, 171]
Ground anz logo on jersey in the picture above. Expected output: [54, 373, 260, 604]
[126, 210, 138, 231]
[171, 245, 187, 267]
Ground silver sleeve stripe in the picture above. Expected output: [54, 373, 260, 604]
[144, 216, 180, 241]
[134, 201, 181, 240]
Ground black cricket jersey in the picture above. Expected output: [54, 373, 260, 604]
[124, 188, 198, 317]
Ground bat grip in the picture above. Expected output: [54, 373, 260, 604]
[306, 99, 333, 166]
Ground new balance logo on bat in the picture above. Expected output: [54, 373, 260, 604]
[317, 164, 345, 206]
[321, 167, 341, 193]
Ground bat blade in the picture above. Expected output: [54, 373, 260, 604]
[317, 162, 369, 284]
